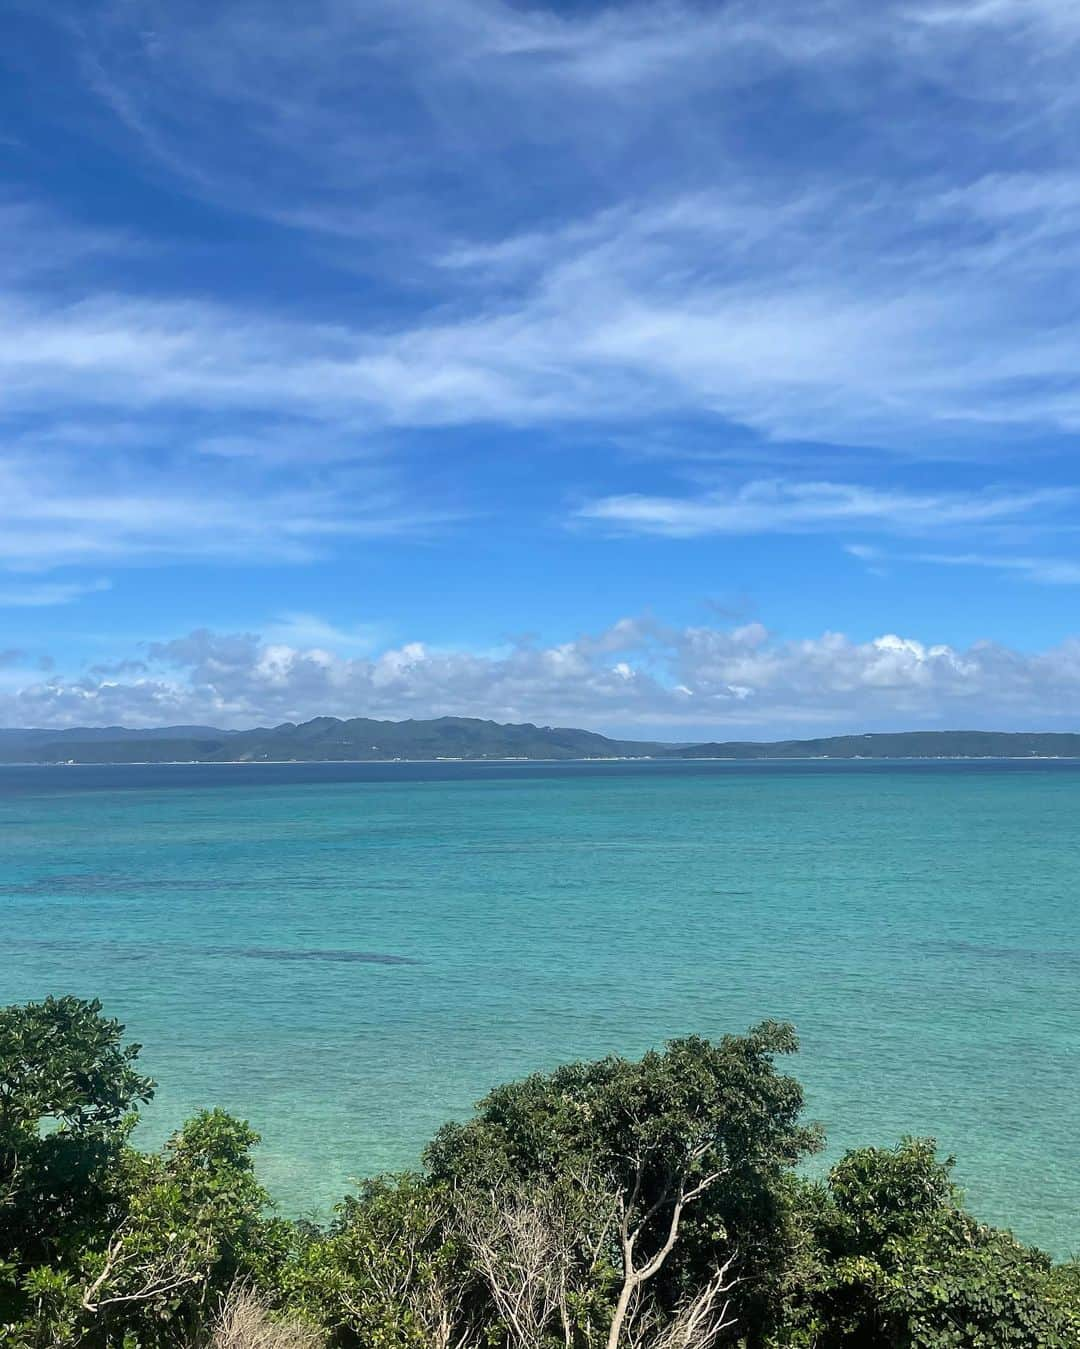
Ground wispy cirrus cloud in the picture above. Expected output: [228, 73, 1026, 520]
[0, 450, 446, 571]
[1, 0, 1076, 459]
[3, 184, 1080, 471]
[0, 577, 111, 607]
[577, 481, 1071, 538]
[4, 0, 1080, 617]
[64, 0, 1080, 231]
[8, 159, 1080, 474]
[261, 612, 391, 655]
[849, 548, 1080, 587]
[917, 553, 1080, 585]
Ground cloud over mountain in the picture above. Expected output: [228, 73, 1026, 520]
[6, 618, 1079, 737]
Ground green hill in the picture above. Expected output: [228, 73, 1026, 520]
[1, 722, 1078, 764]
[664, 730, 1080, 759]
[0, 717, 662, 763]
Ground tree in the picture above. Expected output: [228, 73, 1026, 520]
[0, 998, 287, 1348]
[426, 1022, 822, 1346]
[284, 1174, 469, 1349]
[0, 996, 154, 1138]
[4, 1107, 287, 1348]
[458, 1176, 604, 1349]
[778, 1139, 1080, 1347]
[0, 996, 155, 1309]
[6, 996, 1079, 1348]
[79, 1109, 281, 1343]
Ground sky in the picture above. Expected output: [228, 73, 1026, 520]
[1, 0, 1080, 737]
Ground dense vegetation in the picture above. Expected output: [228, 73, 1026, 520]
[0, 718, 663, 764]
[2, 997, 1077, 1347]
[3, 720, 1080, 764]
[670, 732, 1080, 761]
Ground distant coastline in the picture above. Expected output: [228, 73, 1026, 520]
[9, 755, 1080, 768]
[2, 717, 1080, 767]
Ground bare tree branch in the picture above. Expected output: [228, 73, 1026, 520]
[634, 1256, 739, 1349]
[81, 1225, 216, 1312]
[605, 1161, 731, 1349]
[460, 1183, 579, 1349]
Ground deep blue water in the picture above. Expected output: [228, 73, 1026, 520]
[2, 759, 1077, 1253]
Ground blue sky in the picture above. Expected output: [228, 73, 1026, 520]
[2, 0, 1080, 735]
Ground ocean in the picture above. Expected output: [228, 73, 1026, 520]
[2, 759, 1077, 1254]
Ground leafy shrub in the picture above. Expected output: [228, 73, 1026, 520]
[2, 998, 1077, 1349]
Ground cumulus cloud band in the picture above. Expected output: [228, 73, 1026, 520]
[6, 617, 1079, 735]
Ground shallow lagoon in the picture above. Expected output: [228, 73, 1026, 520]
[2, 759, 1077, 1254]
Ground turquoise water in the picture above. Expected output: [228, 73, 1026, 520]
[2, 760, 1077, 1255]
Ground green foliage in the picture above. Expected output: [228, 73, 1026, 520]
[427, 1023, 818, 1186]
[0, 996, 155, 1326]
[774, 1140, 1080, 1348]
[0, 999, 282, 1348]
[2, 997, 1078, 1349]
[78, 1109, 281, 1346]
[827, 1137, 958, 1249]
[283, 1175, 466, 1347]
[9, 722, 1080, 766]
[426, 1022, 822, 1340]
[883, 1216, 1080, 1347]
[4, 1108, 285, 1347]
[0, 995, 154, 1137]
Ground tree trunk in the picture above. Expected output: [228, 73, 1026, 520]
[606, 1273, 639, 1349]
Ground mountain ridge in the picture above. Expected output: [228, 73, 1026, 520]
[1, 719, 1079, 763]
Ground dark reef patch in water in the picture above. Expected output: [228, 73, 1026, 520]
[9, 936, 419, 966]
[205, 945, 418, 965]
[1, 872, 360, 896]
[922, 938, 1080, 970]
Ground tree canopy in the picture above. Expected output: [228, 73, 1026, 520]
[1, 996, 1076, 1349]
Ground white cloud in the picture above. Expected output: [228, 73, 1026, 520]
[0, 577, 111, 607]
[577, 480, 1069, 538]
[3, 0, 1080, 584]
[0, 451, 447, 571]
[912, 552, 1080, 585]
[0, 0, 1070, 456]
[261, 612, 390, 654]
[843, 545, 1080, 586]
[70, 0, 1080, 225]
[5, 616, 1080, 734]
[5, 174, 1080, 465]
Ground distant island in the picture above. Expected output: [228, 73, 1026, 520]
[1, 717, 1079, 764]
